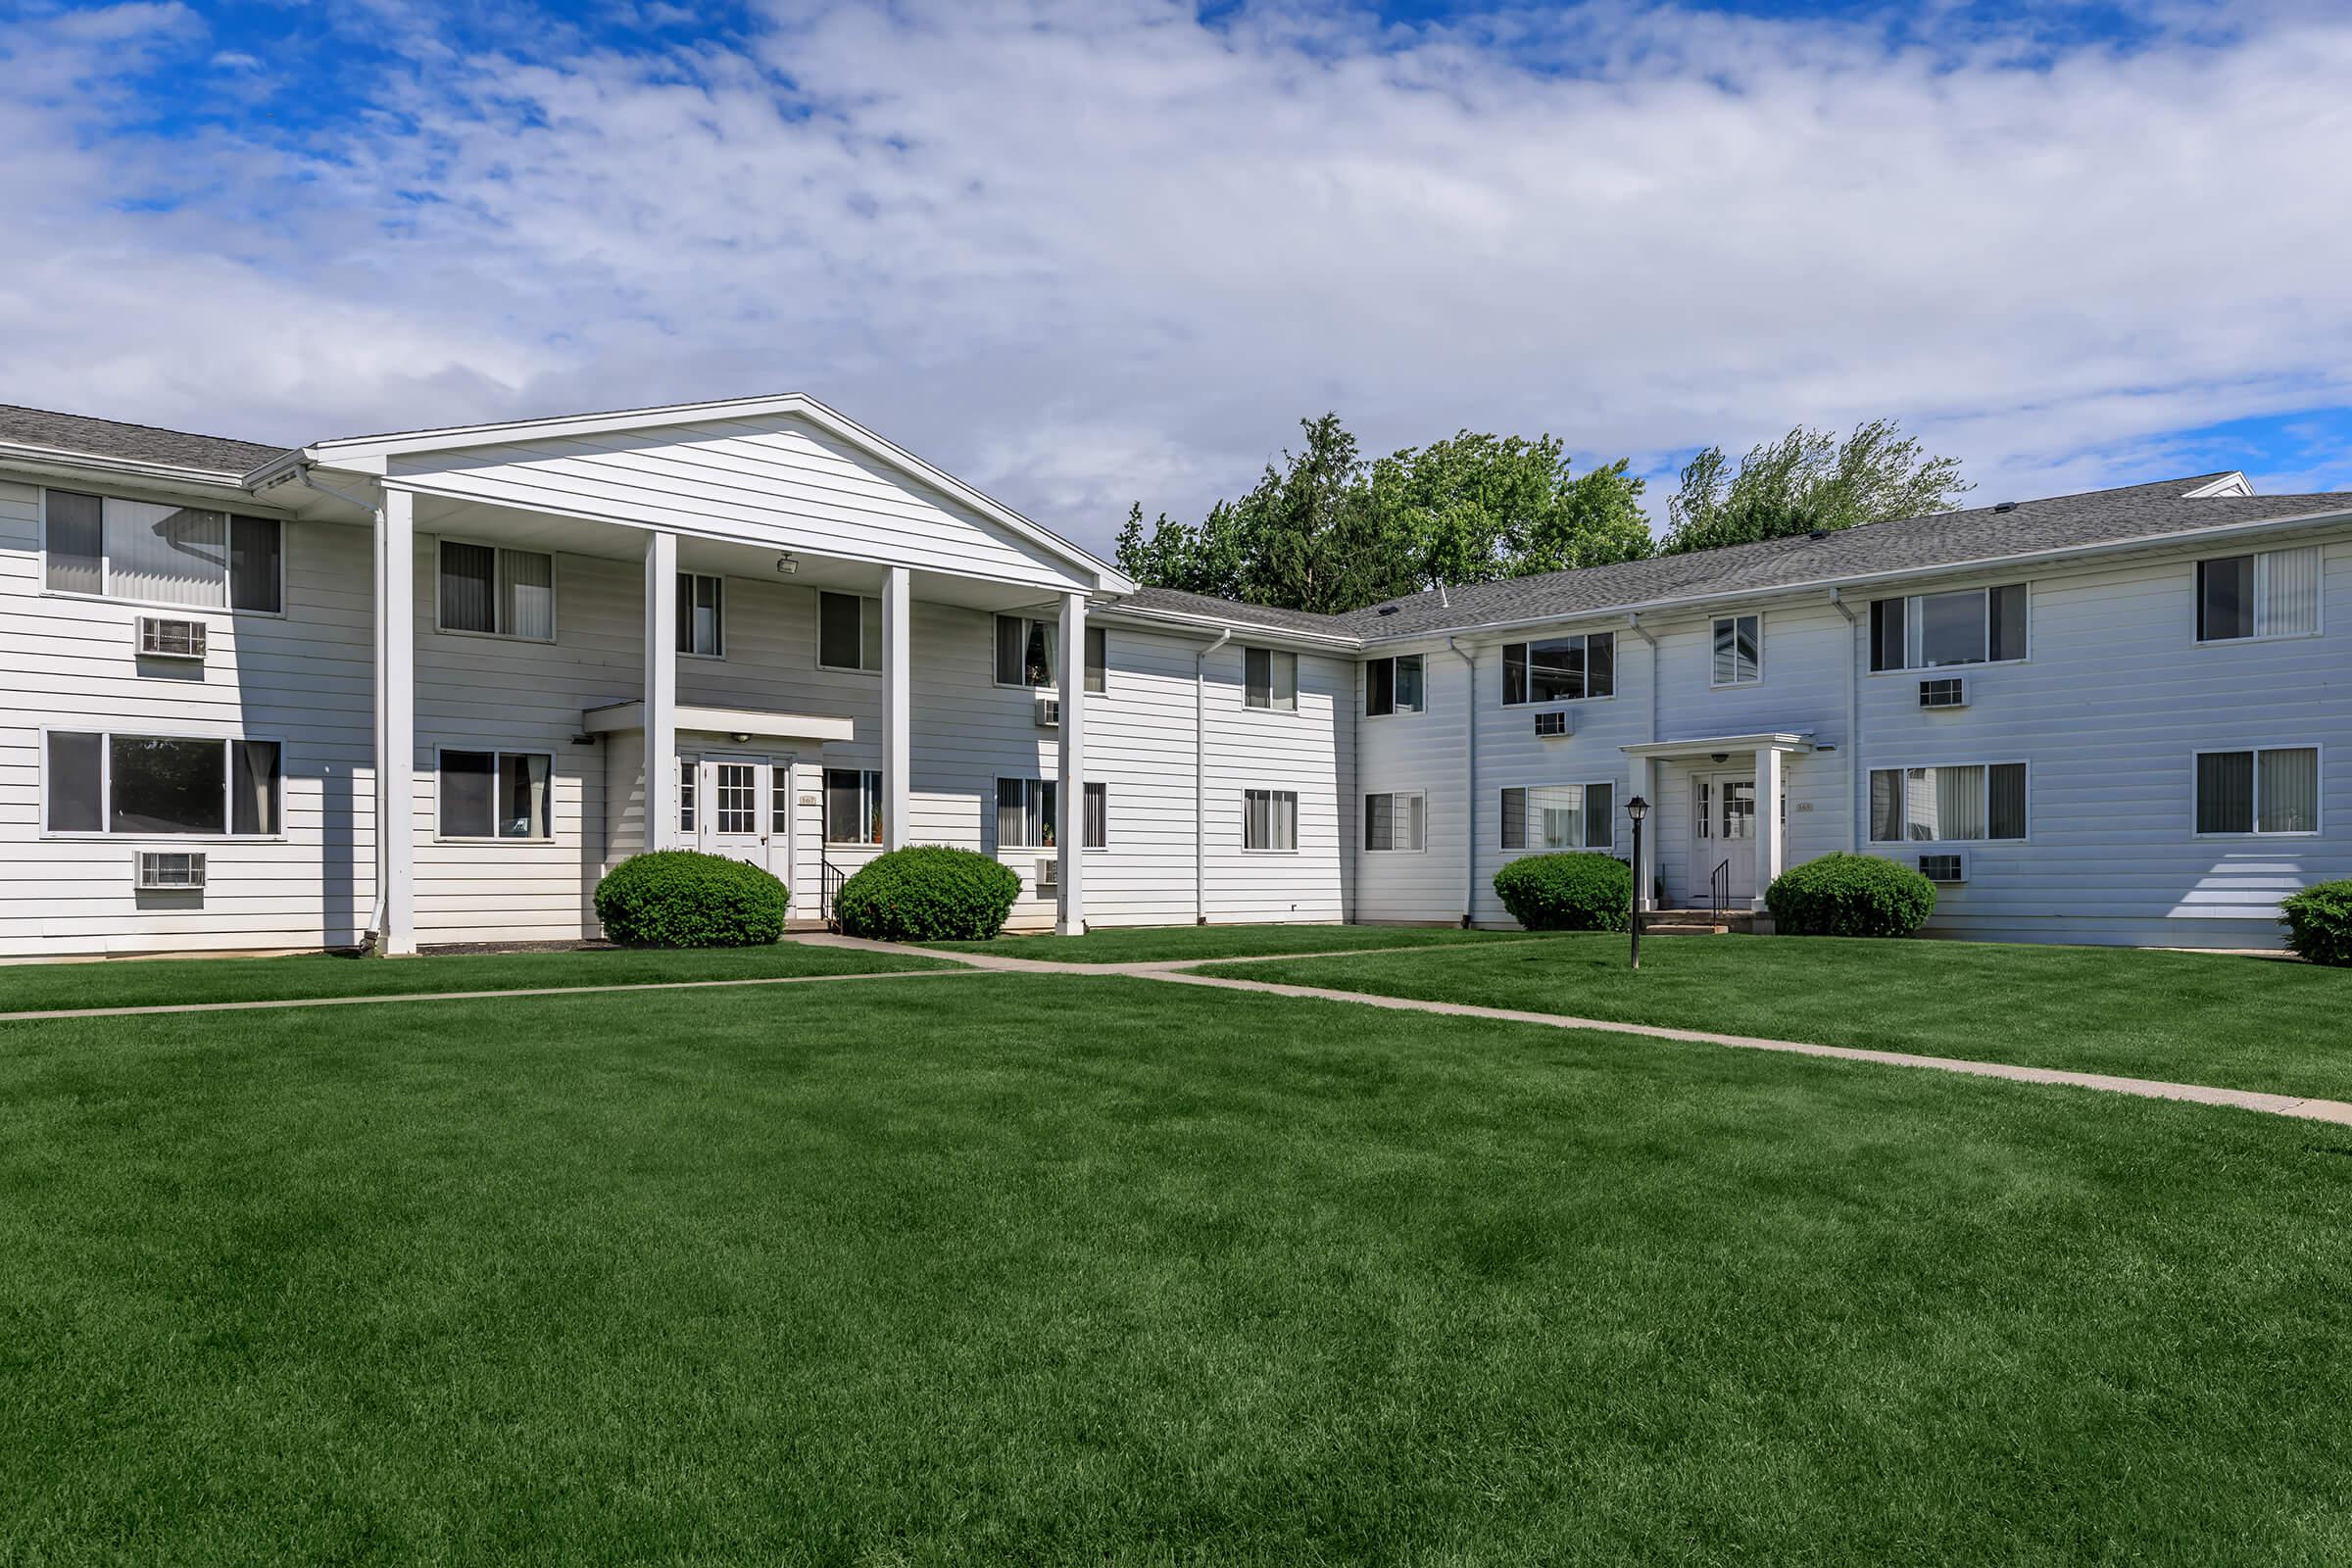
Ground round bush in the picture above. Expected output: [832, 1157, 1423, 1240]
[594, 850, 787, 948]
[2281, 879, 2352, 966]
[1493, 852, 1633, 932]
[835, 845, 1023, 943]
[1765, 853, 1936, 938]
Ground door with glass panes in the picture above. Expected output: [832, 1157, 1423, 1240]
[1692, 772, 1757, 904]
[684, 753, 789, 883]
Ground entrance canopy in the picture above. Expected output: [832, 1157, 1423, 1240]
[583, 701, 855, 744]
[1620, 731, 1815, 761]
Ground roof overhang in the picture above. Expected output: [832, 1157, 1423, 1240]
[583, 702, 856, 744]
[0, 443, 262, 505]
[1096, 601, 1364, 651]
[1622, 732, 1815, 760]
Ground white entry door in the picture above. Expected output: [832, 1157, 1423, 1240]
[689, 753, 785, 879]
[1692, 772, 1757, 905]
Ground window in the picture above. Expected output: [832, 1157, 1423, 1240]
[826, 768, 884, 845]
[1503, 632, 1615, 704]
[1367, 654, 1425, 716]
[677, 573, 723, 657]
[44, 731, 279, 836]
[1499, 783, 1615, 851]
[1246, 647, 1298, 711]
[1084, 781, 1107, 848]
[438, 542, 554, 639]
[2197, 548, 2320, 642]
[1869, 584, 2026, 671]
[772, 768, 792, 835]
[1244, 789, 1298, 852]
[1364, 791, 1427, 852]
[991, 616, 1104, 691]
[43, 489, 282, 612]
[816, 592, 882, 671]
[438, 750, 553, 839]
[1711, 615, 1761, 686]
[678, 762, 696, 833]
[995, 779, 1107, 849]
[2196, 747, 2319, 835]
[1868, 763, 2028, 843]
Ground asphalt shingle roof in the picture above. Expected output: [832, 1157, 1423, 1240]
[1118, 475, 2352, 643]
[0, 405, 287, 475]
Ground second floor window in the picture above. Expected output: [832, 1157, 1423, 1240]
[819, 592, 882, 671]
[676, 573, 723, 657]
[1246, 648, 1298, 710]
[1870, 584, 2026, 671]
[2197, 547, 2319, 642]
[44, 489, 281, 612]
[995, 615, 1106, 692]
[439, 542, 554, 640]
[1367, 654, 1425, 716]
[1711, 615, 1761, 686]
[1503, 632, 1614, 704]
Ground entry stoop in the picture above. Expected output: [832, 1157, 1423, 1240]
[1642, 908, 1758, 936]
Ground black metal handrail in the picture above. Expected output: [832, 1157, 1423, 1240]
[1709, 858, 1732, 925]
[819, 853, 847, 932]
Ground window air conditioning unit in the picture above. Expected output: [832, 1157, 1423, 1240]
[1534, 710, 1570, 738]
[136, 851, 207, 890]
[1917, 852, 1968, 885]
[1918, 677, 1968, 710]
[1035, 857, 1059, 888]
[137, 616, 207, 660]
[1034, 696, 1060, 728]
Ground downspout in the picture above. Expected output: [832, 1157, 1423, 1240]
[1625, 613, 1660, 904]
[295, 464, 394, 950]
[1446, 636, 1477, 927]
[1829, 589, 1861, 853]
[1195, 626, 1233, 925]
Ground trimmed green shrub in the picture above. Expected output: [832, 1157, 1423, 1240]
[835, 845, 1023, 943]
[1765, 853, 1936, 938]
[1493, 852, 1633, 932]
[2281, 880, 2352, 966]
[594, 850, 787, 948]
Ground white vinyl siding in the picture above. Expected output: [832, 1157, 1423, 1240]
[2196, 548, 2320, 642]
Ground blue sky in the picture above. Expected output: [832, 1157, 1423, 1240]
[3, 0, 2348, 549]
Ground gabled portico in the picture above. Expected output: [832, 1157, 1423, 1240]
[1621, 732, 1815, 913]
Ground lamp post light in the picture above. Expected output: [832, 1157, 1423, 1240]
[1626, 795, 1649, 970]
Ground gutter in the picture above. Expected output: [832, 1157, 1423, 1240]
[1828, 588, 1862, 855]
[1195, 626, 1233, 925]
[1446, 636, 1478, 927]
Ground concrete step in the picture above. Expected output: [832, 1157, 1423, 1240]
[1642, 909, 1755, 936]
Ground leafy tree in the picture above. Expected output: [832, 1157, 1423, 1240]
[1661, 418, 1969, 556]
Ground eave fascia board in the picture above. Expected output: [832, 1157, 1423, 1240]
[1096, 603, 1363, 651]
[0, 442, 255, 498]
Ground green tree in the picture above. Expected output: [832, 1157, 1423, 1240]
[1661, 418, 1969, 556]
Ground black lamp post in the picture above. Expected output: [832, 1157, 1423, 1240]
[1626, 795, 1649, 970]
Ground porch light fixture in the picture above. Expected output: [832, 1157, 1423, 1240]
[1710, 753, 1729, 763]
[729, 731, 753, 743]
[1625, 796, 1649, 971]
[774, 554, 799, 575]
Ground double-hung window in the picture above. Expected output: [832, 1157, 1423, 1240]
[1499, 782, 1615, 851]
[1363, 791, 1427, 852]
[995, 615, 1106, 692]
[2196, 548, 2320, 642]
[1367, 654, 1425, 716]
[1869, 585, 2026, 671]
[824, 768, 884, 845]
[818, 592, 883, 672]
[439, 750, 554, 839]
[2195, 747, 2319, 835]
[438, 542, 554, 640]
[44, 731, 280, 836]
[1868, 763, 2027, 843]
[997, 779, 1107, 849]
[1246, 648, 1298, 710]
[44, 489, 282, 612]
[1711, 615, 1761, 686]
[677, 573, 724, 657]
[1503, 632, 1614, 704]
[1243, 788, 1298, 852]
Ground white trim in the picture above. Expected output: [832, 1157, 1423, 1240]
[1708, 611, 1765, 689]
[1364, 652, 1427, 717]
[431, 745, 558, 842]
[1865, 580, 2031, 675]
[431, 535, 559, 643]
[1620, 732, 1814, 760]
[1361, 789, 1430, 854]
[2191, 544, 2327, 646]
[1864, 759, 2034, 846]
[2190, 743, 2324, 839]
[820, 766, 886, 848]
[2181, 472, 2254, 498]
[37, 725, 288, 841]
[38, 485, 287, 617]
[1495, 780, 1618, 853]
[1241, 645, 1298, 714]
[816, 590, 884, 675]
[676, 570, 725, 660]
[581, 702, 855, 743]
[1241, 787, 1301, 854]
[1499, 631, 1618, 707]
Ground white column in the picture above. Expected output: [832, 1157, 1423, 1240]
[1754, 746, 1784, 912]
[643, 530, 677, 853]
[374, 488, 416, 956]
[881, 566, 911, 851]
[1056, 590, 1087, 935]
[1628, 753, 1656, 912]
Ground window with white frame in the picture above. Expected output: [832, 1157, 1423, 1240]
[995, 615, 1106, 692]
[996, 778, 1107, 849]
[677, 573, 724, 657]
[1246, 647, 1298, 710]
[1244, 788, 1298, 851]
[439, 750, 553, 839]
[44, 732, 279, 836]
[438, 542, 554, 640]
[818, 592, 882, 672]
[2196, 747, 2319, 835]
[1869, 584, 2026, 671]
[1363, 790, 1427, 852]
[1503, 632, 1614, 704]
[678, 762, 697, 833]
[1499, 782, 1615, 851]
[1367, 654, 1425, 716]
[825, 767, 883, 845]
[1868, 762, 2027, 843]
[44, 489, 282, 612]
[1711, 614, 1761, 686]
[2197, 548, 2320, 642]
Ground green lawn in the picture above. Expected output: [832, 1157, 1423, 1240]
[6, 973, 2352, 1562]
[0, 941, 950, 1014]
[928, 921, 1550, 962]
[1199, 932, 2352, 1102]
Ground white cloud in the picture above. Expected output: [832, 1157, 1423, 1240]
[0, 0, 2348, 550]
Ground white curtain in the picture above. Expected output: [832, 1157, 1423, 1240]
[500, 550, 555, 639]
[1907, 765, 1984, 841]
[2259, 547, 2321, 638]
[108, 499, 226, 606]
[1402, 793, 1427, 851]
[2259, 748, 2319, 834]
